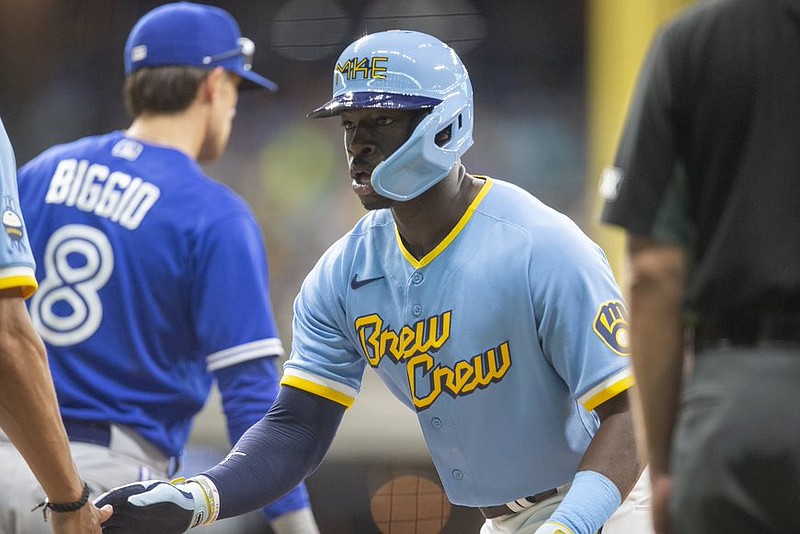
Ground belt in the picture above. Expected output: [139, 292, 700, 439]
[694, 311, 800, 352]
[479, 488, 559, 519]
[63, 418, 111, 447]
[62, 418, 181, 477]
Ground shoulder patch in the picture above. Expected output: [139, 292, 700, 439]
[593, 300, 630, 356]
[2, 196, 26, 251]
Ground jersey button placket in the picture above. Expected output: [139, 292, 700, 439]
[408, 272, 424, 317]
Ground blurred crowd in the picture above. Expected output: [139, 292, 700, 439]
[0, 0, 588, 346]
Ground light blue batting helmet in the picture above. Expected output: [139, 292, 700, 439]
[309, 30, 474, 201]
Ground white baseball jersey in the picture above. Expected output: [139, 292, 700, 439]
[282, 177, 632, 507]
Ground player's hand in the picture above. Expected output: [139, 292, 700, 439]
[50, 502, 112, 534]
[94, 477, 216, 533]
[533, 521, 573, 534]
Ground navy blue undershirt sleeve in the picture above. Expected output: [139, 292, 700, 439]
[215, 358, 313, 519]
[201, 385, 346, 519]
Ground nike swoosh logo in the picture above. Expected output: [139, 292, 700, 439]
[350, 274, 385, 289]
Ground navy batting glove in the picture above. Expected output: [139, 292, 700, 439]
[94, 477, 218, 533]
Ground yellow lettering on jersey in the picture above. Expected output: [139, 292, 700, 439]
[355, 311, 512, 410]
[408, 342, 512, 410]
[355, 311, 451, 366]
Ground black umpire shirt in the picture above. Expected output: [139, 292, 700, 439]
[601, 0, 800, 326]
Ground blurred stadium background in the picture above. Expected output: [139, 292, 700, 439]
[0, 0, 692, 532]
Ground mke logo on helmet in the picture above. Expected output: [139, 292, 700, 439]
[354, 310, 512, 410]
[336, 56, 389, 81]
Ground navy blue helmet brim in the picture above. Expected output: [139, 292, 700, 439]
[308, 92, 441, 118]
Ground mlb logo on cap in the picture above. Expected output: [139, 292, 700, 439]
[124, 1, 277, 91]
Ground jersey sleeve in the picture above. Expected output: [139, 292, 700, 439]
[601, 26, 681, 236]
[0, 118, 37, 297]
[281, 242, 366, 408]
[191, 211, 284, 370]
[531, 218, 633, 411]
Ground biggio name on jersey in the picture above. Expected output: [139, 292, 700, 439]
[44, 157, 160, 230]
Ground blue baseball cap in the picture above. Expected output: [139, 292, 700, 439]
[124, 2, 277, 92]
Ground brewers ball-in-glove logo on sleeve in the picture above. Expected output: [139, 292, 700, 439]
[593, 300, 630, 356]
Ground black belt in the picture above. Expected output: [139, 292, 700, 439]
[479, 488, 559, 519]
[61, 418, 181, 477]
[694, 311, 800, 352]
[62, 418, 111, 447]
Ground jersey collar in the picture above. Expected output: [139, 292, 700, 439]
[395, 177, 494, 269]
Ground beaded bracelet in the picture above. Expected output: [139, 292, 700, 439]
[31, 481, 91, 522]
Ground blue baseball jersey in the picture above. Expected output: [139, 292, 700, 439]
[17, 131, 283, 457]
[0, 118, 36, 296]
[283, 177, 632, 507]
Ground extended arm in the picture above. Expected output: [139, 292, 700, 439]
[208, 384, 345, 518]
[216, 358, 319, 532]
[0, 288, 109, 533]
[96, 385, 345, 533]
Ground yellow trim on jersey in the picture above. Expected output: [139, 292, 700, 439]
[396, 177, 494, 268]
[0, 275, 38, 299]
[280, 374, 356, 408]
[580, 368, 634, 411]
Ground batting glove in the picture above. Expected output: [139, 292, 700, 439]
[94, 475, 219, 533]
[533, 521, 575, 534]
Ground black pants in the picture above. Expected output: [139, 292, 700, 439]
[670, 346, 800, 533]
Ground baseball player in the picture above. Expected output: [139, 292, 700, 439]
[95, 30, 651, 534]
[0, 3, 317, 534]
[0, 117, 110, 533]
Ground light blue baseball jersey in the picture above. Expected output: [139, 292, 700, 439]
[16, 131, 284, 457]
[0, 118, 36, 296]
[283, 177, 633, 507]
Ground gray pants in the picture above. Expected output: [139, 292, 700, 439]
[0, 425, 171, 534]
[670, 346, 800, 533]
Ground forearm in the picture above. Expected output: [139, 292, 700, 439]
[541, 392, 641, 534]
[216, 359, 312, 521]
[0, 292, 84, 503]
[204, 386, 345, 519]
[627, 238, 686, 476]
[577, 393, 643, 498]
